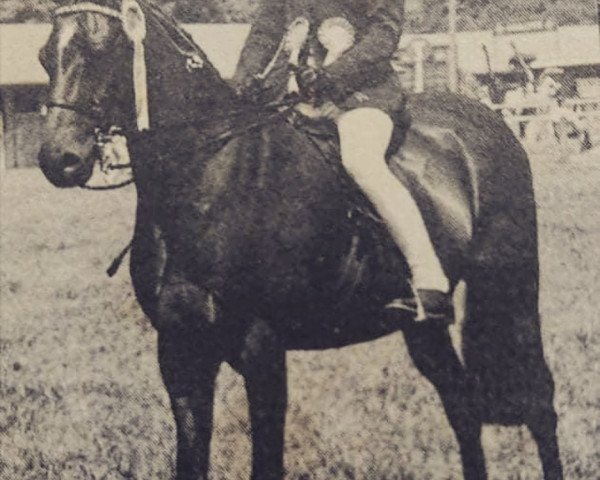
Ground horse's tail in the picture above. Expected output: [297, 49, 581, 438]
[453, 98, 556, 424]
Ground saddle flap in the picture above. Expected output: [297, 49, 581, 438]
[294, 112, 477, 284]
[389, 123, 477, 280]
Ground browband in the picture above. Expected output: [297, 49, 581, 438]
[54, 2, 122, 19]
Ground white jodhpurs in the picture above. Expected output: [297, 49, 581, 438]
[337, 107, 450, 293]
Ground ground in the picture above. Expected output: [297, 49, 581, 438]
[0, 147, 599, 479]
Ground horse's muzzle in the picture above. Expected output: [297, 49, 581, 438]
[38, 145, 94, 188]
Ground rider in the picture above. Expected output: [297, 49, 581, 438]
[233, 0, 452, 321]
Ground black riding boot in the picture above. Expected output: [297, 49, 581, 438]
[387, 289, 454, 324]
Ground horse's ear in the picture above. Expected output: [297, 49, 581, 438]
[121, 0, 146, 43]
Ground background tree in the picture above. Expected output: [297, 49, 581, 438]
[0, 0, 596, 28]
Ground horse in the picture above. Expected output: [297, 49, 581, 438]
[37, 1, 563, 479]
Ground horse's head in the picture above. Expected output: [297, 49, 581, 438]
[38, 0, 233, 188]
[38, 1, 138, 187]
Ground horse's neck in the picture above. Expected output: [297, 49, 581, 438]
[200, 121, 346, 230]
[137, 119, 327, 217]
[145, 21, 236, 130]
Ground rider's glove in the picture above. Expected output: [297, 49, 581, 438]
[296, 66, 319, 100]
[297, 66, 319, 88]
[297, 67, 346, 104]
[237, 74, 265, 103]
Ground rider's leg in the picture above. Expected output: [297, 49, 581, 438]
[337, 107, 451, 318]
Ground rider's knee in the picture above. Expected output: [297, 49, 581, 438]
[338, 108, 393, 147]
[342, 156, 396, 192]
[337, 108, 394, 176]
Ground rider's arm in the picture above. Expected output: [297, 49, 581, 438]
[232, 0, 286, 84]
[322, 0, 404, 92]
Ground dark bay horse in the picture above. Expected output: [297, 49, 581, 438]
[37, 1, 562, 479]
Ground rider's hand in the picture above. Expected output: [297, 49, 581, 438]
[297, 67, 345, 104]
[314, 71, 347, 104]
[296, 66, 322, 101]
[297, 66, 319, 89]
[237, 75, 264, 103]
[295, 101, 342, 121]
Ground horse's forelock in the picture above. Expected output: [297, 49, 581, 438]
[53, 0, 200, 57]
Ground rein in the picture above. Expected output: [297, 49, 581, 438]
[80, 126, 135, 190]
[197, 95, 303, 145]
[81, 179, 135, 191]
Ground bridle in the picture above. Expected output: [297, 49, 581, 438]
[48, 3, 126, 124]
[49, 1, 150, 128]
[48, 1, 207, 127]
[47, 0, 204, 190]
[44, 99, 107, 121]
[44, 2, 148, 189]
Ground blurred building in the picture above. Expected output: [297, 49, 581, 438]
[0, 24, 51, 169]
[395, 21, 600, 101]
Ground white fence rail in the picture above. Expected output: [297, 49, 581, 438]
[487, 97, 600, 150]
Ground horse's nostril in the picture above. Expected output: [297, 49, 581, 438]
[61, 152, 83, 174]
[38, 144, 91, 188]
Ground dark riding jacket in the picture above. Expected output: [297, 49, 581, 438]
[233, 0, 405, 104]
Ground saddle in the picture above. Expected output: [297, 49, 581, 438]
[293, 105, 477, 287]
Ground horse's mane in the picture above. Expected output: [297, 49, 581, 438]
[141, 1, 206, 60]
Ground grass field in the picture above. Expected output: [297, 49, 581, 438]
[1, 148, 599, 479]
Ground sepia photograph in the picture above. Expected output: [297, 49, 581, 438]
[0, 0, 599, 478]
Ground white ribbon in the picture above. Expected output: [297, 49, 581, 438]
[122, 0, 149, 131]
[284, 17, 310, 93]
[284, 16, 310, 61]
[257, 16, 310, 90]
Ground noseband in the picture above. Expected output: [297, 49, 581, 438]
[45, 100, 107, 121]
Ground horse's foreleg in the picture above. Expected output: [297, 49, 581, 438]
[158, 331, 220, 480]
[527, 407, 563, 480]
[155, 277, 223, 480]
[239, 319, 287, 480]
[403, 323, 487, 480]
